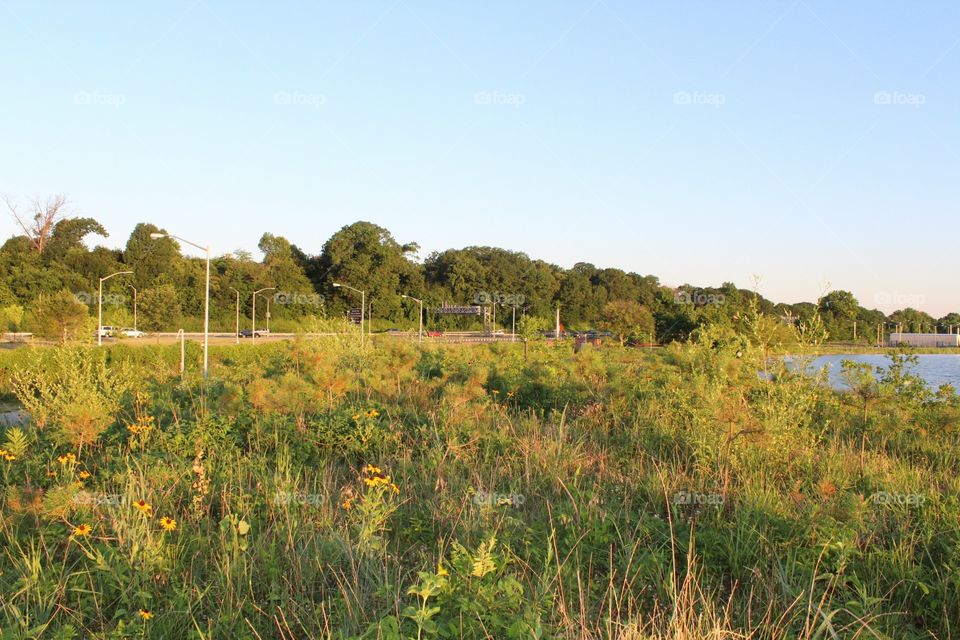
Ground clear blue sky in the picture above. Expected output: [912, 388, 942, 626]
[1, 1, 957, 315]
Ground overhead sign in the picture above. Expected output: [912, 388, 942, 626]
[434, 305, 481, 316]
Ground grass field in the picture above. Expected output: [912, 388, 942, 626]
[0, 324, 957, 639]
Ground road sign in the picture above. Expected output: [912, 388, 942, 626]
[435, 305, 481, 316]
[347, 308, 362, 324]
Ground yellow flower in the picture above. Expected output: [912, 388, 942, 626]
[3, 453, 14, 462]
[351, 413, 360, 421]
[133, 499, 152, 515]
[58, 453, 77, 465]
[363, 477, 377, 487]
[159, 517, 177, 531]
[364, 464, 383, 475]
[72, 523, 92, 537]
[137, 609, 153, 620]
[78, 470, 91, 480]
[47, 470, 57, 477]
[437, 562, 449, 577]
[0, 448, 6, 456]
[366, 409, 379, 418]
[491, 389, 499, 395]
[389, 482, 400, 494]
[507, 391, 515, 398]
[342, 498, 352, 511]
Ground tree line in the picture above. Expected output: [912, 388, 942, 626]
[0, 195, 954, 343]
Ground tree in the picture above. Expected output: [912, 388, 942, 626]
[889, 308, 936, 333]
[313, 222, 422, 322]
[817, 290, 860, 340]
[124, 223, 181, 289]
[601, 300, 655, 346]
[44, 217, 108, 261]
[4, 194, 70, 254]
[138, 284, 182, 331]
[27, 290, 89, 342]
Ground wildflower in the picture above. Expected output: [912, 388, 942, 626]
[389, 482, 400, 494]
[133, 499, 153, 515]
[78, 470, 91, 480]
[351, 413, 360, 421]
[366, 409, 379, 418]
[159, 516, 177, 531]
[364, 464, 383, 476]
[342, 498, 353, 511]
[437, 562, 449, 577]
[0, 448, 6, 456]
[72, 523, 92, 537]
[137, 609, 153, 620]
[58, 453, 77, 465]
[491, 389, 499, 395]
[3, 453, 14, 462]
[507, 391, 515, 398]
[47, 470, 57, 477]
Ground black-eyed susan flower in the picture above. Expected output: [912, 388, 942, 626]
[57, 453, 76, 465]
[159, 516, 177, 531]
[137, 609, 153, 620]
[133, 499, 152, 515]
[3, 453, 14, 462]
[342, 498, 353, 511]
[78, 470, 91, 480]
[72, 523, 92, 537]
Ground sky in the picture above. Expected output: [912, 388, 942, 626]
[1, 1, 957, 315]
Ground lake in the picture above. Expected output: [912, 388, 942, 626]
[789, 354, 960, 391]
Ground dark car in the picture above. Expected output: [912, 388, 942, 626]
[238, 328, 269, 338]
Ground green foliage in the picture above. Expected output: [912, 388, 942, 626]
[27, 290, 89, 342]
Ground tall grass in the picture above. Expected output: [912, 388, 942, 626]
[0, 328, 957, 638]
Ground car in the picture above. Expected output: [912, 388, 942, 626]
[427, 331, 443, 337]
[120, 328, 145, 338]
[93, 325, 115, 338]
[239, 328, 269, 338]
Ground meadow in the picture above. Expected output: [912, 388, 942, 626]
[0, 319, 958, 639]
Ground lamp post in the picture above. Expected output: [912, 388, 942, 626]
[251, 287, 275, 345]
[128, 284, 138, 331]
[401, 294, 423, 343]
[98, 270, 133, 346]
[228, 287, 240, 345]
[333, 283, 365, 347]
[151, 232, 210, 378]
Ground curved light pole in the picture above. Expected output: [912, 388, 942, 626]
[333, 282, 365, 347]
[251, 287, 275, 345]
[400, 294, 423, 343]
[128, 285, 138, 332]
[151, 232, 210, 378]
[98, 270, 133, 346]
[228, 287, 240, 345]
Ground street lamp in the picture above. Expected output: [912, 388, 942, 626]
[333, 282, 365, 347]
[228, 287, 240, 345]
[251, 287, 275, 345]
[128, 284, 138, 331]
[401, 294, 423, 343]
[98, 270, 133, 346]
[151, 232, 210, 378]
